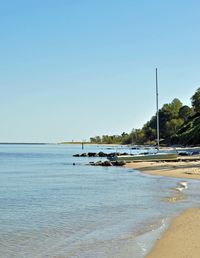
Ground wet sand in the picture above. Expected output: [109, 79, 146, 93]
[146, 208, 200, 258]
[125, 160, 200, 258]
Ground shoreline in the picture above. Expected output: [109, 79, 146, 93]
[146, 208, 200, 258]
[125, 160, 200, 180]
[125, 160, 200, 257]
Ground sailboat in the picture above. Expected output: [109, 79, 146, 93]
[107, 69, 178, 162]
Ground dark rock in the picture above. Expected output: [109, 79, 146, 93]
[101, 161, 113, 166]
[89, 161, 96, 166]
[139, 152, 149, 155]
[80, 153, 88, 157]
[107, 152, 119, 157]
[112, 160, 126, 166]
[98, 151, 107, 157]
[95, 161, 103, 166]
[88, 152, 98, 157]
[73, 154, 80, 157]
[119, 152, 128, 156]
[89, 160, 125, 167]
[74, 152, 129, 158]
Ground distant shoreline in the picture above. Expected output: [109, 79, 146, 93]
[60, 142, 122, 146]
[0, 142, 47, 145]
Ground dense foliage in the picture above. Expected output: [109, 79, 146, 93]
[90, 88, 200, 146]
[172, 113, 200, 145]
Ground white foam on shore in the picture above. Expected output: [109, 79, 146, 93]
[134, 217, 170, 257]
[65, 217, 170, 258]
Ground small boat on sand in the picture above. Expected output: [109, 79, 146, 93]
[107, 152, 178, 162]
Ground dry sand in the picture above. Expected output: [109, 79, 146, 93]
[125, 160, 200, 180]
[125, 160, 200, 257]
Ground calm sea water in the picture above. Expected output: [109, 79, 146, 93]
[0, 144, 200, 258]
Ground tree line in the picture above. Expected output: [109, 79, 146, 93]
[90, 87, 200, 146]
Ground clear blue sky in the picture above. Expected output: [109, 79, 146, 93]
[1, 0, 200, 142]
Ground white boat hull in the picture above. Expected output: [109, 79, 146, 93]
[108, 153, 178, 162]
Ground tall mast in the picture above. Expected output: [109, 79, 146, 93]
[156, 68, 159, 150]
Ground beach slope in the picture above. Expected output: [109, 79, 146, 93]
[125, 160, 200, 258]
[125, 160, 200, 180]
[146, 208, 200, 258]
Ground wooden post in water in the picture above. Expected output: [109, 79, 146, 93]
[156, 68, 160, 150]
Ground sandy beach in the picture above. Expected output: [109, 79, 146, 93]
[125, 159, 200, 180]
[125, 160, 200, 257]
[147, 208, 200, 258]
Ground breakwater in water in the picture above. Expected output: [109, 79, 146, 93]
[73, 151, 129, 157]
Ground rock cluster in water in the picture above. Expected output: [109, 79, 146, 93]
[73, 152, 128, 157]
[89, 160, 126, 166]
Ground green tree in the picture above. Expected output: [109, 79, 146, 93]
[90, 136, 101, 143]
[165, 118, 183, 138]
[168, 98, 183, 118]
[191, 87, 200, 113]
[179, 105, 193, 122]
[142, 122, 156, 142]
[141, 98, 183, 144]
[120, 132, 131, 144]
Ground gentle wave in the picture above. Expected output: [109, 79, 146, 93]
[0, 144, 200, 257]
